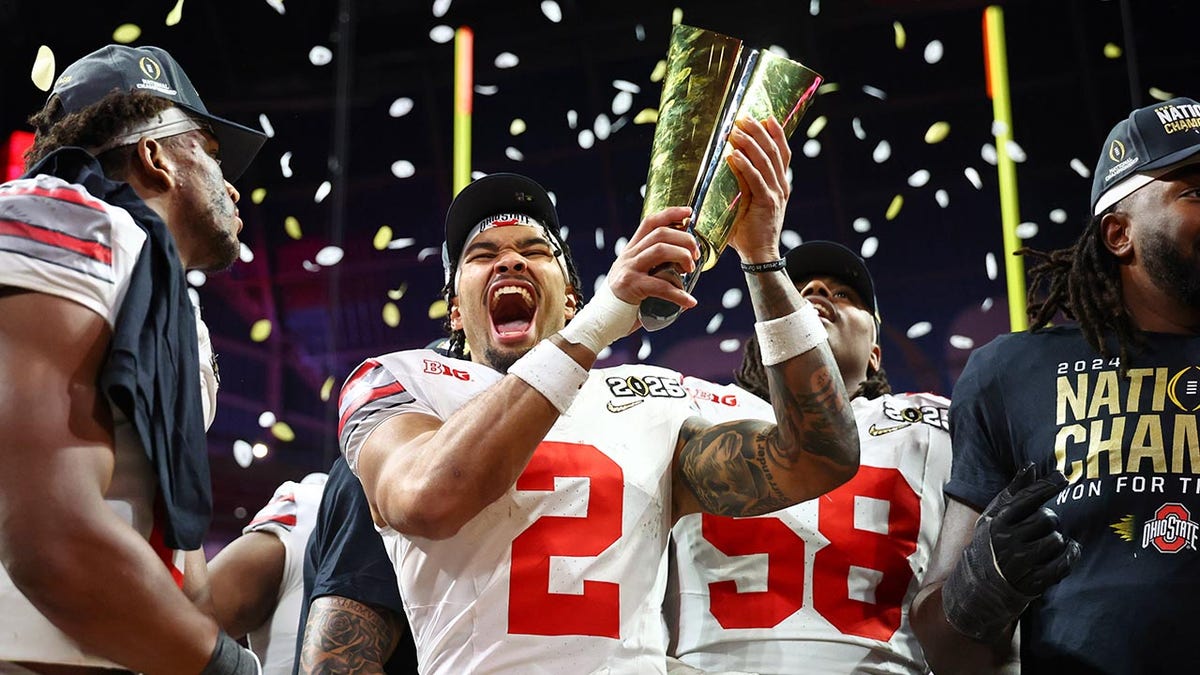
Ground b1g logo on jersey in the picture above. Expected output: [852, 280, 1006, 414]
[880, 399, 948, 431]
[687, 387, 738, 407]
[1142, 503, 1199, 553]
[423, 359, 471, 381]
[605, 375, 686, 399]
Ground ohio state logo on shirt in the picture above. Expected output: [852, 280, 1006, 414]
[1142, 503, 1200, 553]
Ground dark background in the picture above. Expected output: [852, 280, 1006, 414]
[3, 0, 1196, 550]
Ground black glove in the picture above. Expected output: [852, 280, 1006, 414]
[200, 630, 261, 675]
[942, 463, 1081, 641]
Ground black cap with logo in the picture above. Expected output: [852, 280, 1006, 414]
[1091, 96, 1200, 216]
[784, 240, 880, 327]
[50, 45, 266, 181]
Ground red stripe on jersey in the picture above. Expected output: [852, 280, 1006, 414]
[149, 500, 185, 589]
[249, 513, 298, 528]
[338, 381, 408, 437]
[1, 184, 108, 213]
[338, 359, 383, 411]
[0, 218, 113, 265]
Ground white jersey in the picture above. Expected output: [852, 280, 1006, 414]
[668, 380, 951, 675]
[339, 350, 701, 675]
[0, 174, 219, 667]
[243, 476, 327, 675]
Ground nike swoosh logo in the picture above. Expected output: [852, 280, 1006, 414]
[606, 399, 646, 413]
[868, 422, 912, 436]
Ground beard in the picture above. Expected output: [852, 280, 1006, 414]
[1142, 228, 1200, 309]
[483, 344, 527, 374]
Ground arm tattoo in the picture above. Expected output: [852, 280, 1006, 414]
[300, 596, 401, 675]
[679, 417, 792, 517]
[767, 358, 854, 466]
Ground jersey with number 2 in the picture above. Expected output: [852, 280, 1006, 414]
[669, 381, 951, 674]
[339, 350, 699, 675]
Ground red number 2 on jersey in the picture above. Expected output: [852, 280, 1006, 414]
[508, 441, 624, 638]
[703, 466, 920, 641]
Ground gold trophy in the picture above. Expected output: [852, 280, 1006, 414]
[639, 24, 823, 330]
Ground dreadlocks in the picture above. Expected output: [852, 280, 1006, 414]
[26, 90, 175, 179]
[439, 236, 586, 361]
[734, 333, 891, 401]
[1019, 211, 1142, 372]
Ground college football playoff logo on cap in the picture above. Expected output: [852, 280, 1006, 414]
[139, 56, 163, 81]
[1108, 139, 1125, 163]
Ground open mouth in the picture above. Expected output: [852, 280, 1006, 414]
[489, 282, 537, 342]
[807, 296, 835, 323]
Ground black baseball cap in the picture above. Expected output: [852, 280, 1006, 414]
[1091, 97, 1200, 215]
[50, 45, 266, 181]
[784, 240, 880, 325]
[442, 173, 566, 290]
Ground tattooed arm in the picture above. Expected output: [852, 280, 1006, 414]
[299, 595, 403, 675]
[671, 116, 858, 520]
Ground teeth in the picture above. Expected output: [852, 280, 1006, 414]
[494, 285, 534, 307]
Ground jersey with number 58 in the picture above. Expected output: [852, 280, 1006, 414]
[339, 350, 700, 675]
[668, 380, 951, 675]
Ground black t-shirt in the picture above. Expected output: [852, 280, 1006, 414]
[947, 326, 1200, 674]
[295, 457, 418, 674]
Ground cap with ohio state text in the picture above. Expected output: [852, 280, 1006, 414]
[1091, 97, 1200, 216]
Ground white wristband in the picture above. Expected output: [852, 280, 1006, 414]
[507, 340, 589, 414]
[754, 303, 828, 366]
[559, 281, 638, 355]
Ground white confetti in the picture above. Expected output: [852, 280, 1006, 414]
[1016, 222, 1039, 239]
[768, 45, 789, 59]
[567, 110, 578, 129]
[721, 288, 743, 309]
[187, 270, 207, 287]
[429, 25, 454, 43]
[559, 226, 569, 240]
[233, 440, 253, 468]
[985, 252, 998, 280]
[417, 247, 440, 261]
[494, 52, 519, 69]
[264, 0, 285, 15]
[611, 116, 628, 134]
[638, 337, 652, 360]
[594, 228, 605, 249]
[258, 114, 275, 138]
[594, 114, 612, 140]
[597, 346, 613, 360]
[803, 139, 821, 157]
[474, 84, 499, 95]
[991, 120, 1009, 136]
[853, 217, 871, 233]
[720, 339, 742, 353]
[1070, 158, 1091, 178]
[1005, 140, 1027, 163]
[280, 151, 293, 178]
[635, 24, 645, 41]
[614, 236, 628, 255]
[613, 79, 641, 93]
[309, 45, 332, 66]
[862, 85, 887, 100]
[593, 275, 607, 296]
[852, 117, 866, 140]
[505, 146, 524, 161]
[252, 443, 269, 459]
[1050, 208, 1068, 224]
[302, 260, 320, 272]
[810, 0, 820, 15]
[389, 97, 414, 117]
[548, 191, 557, 206]
[781, 230, 802, 249]
[906, 321, 932, 338]
[981, 143, 998, 165]
[391, 160, 415, 178]
[612, 91, 633, 115]
[964, 166, 982, 189]
[258, 411, 276, 428]
[432, 0, 452, 17]
[386, 238, 416, 250]
[872, 140, 891, 163]
[907, 169, 930, 187]
[471, 170, 486, 179]
[315, 245, 344, 267]
[541, 0, 562, 22]
[706, 314, 724, 334]
[578, 129, 595, 149]
[239, 243, 254, 263]
[861, 236, 879, 258]
[924, 40, 944, 64]
[982, 297, 994, 311]
[935, 189, 950, 207]
[314, 180, 331, 203]
[950, 335, 975, 349]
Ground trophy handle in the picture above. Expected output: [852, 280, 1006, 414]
[638, 236, 710, 332]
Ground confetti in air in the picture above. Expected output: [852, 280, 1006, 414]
[1103, 43, 1122, 59]
[672, 7, 683, 25]
[315, 245, 344, 267]
[567, 110, 578, 129]
[862, 85, 887, 100]
[981, 297, 994, 312]
[374, 226, 393, 251]
[985, 252, 998, 280]
[885, 195, 903, 221]
[852, 117, 866, 140]
[861, 237, 879, 258]
[720, 339, 741, 353]
[907, 322, 932, 339]
[1149, 87, 1174, 102]
[383, 302, 401, 327]
[578, 129, 595, 149]
[391, 160, 416, 178]
[309, 46, 333, 66]
[803, 139, 821, 158]
[417, 247, 439, 261]
[1005, 140, 1027, 162]
[389, 98, 414, 117]
[314, 181, 331, 203]
[509, 118, 526, 135]
[935, 189, 950, 208]
[1069, 158, 1091, 178]
[280, 152, 293, 178]
[165, 0, 185, 26]
[950, 335, 975, 349]
[284, 216, 302, 240]
[981, 143, 998, 165]
[810, 0, 820, 15]
[429, 25, 454, 43]
[594, 114, 612, 140]
[301, 261, 320, 272]
[893, 21, 906, 49]
[387, 284, 407, 300]
[505, 147, 524, 161]
[650, 60, 667, 83]
[908, 170, 931, 188]
[806, 115, 827, 138]
[187, 270, 207, 287]
[638, 337, 652, 360]
[251, 188, 267, 204]
[853, 217, 871, 233]
[768, 45, 789, 59]
[634, 108, 658, 124]
[494, 52, 519, 69]
[594, 228, 605, 250]
[239, 244, 254, 263]
[1050, 208, 1068, 224]
[614, 79, 641, 93]
[31, 46, 55, 91]
[258, 114, 275, 138]
[614, 237, 629, 256]
[271, 422, 296, 442]
[113, 24, 141, 43]
[265, 0, 285, 15]
[428, 300, 448, 320]
[432, 0, 452, 18]
[258, 411, 276, 428]
[924, 122, 950, 144]
[541, 1, 562, 22]
[872, 140, 891, 163]
[781, 230, 801, 249]
[964, 167, 983, 189]
[474, 84, 499, 96]
[1016, 222, 1039, 239]
[924, 40, 944, 64]
[612, 91, 633, 115]
[706, 314, 724, 334]
[320, 377, 335, 402]
[817, 82, 840, 95]
[250, 319, 272, 342]
[233, 440, 253, 468]
[721, 288, 743, 309]
[252, 443, 269, 459]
